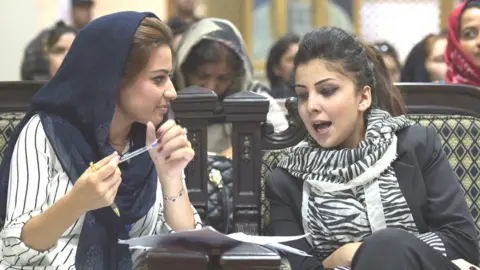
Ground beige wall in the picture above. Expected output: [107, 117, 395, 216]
[0, 0, 167, 81]
[0, 1, 38, 81]
[93, 0, 167, 21]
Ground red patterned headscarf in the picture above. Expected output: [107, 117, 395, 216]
[445, 0, 480, 87]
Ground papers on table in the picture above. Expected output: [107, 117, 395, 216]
[119, 226, 311, 257]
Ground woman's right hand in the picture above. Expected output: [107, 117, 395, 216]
[70, 152, 122, 213]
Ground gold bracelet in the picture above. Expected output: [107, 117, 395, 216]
[163, 186, 184, 202]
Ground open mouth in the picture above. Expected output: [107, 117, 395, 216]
[312, 121, 332, 132]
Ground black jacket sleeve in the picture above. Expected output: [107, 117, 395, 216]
[421, 127, 479, 263]
[265, 169, 327, 270]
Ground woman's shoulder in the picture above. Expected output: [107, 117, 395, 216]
[16, 114, 57, 160]
[267, 166, 303, 196]
[18, 114, 47, 142]
[395, 125, 440, 164]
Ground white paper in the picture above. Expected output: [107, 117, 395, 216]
[119, 226, 238, 248]
[226, 232, 310, 245]
[119, 226, 311, 257]
[264, 243, 312, 257]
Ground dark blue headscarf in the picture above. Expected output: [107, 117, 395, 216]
[0, 11, 164, 269]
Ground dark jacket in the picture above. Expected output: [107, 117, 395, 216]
[265, 125, 479, 270]
[270, 82, 296, 99]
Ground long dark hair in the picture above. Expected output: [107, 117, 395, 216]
[294, 27, 405, 116]
[266, 34, 300, 86]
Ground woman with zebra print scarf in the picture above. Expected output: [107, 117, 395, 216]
[265, 27, 479, 270]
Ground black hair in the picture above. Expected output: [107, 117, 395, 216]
[294, 27, 405, 116]
[266, 34, 300, 86]
[47, 21, 77, 50]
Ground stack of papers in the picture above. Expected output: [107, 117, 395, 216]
[119, 226, 311, 257]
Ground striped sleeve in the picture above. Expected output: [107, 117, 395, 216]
[335, 267, 351, 270]
[416, 232, 446, 256]
[155, 171, 202, 234]
[0, 116, 54, 265]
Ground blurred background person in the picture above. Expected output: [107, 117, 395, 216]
[167, 0, 201, 36]
[373, 41, 402, 82]
[401, 31, 447, 82]
[445, 0, 480, 87]
[46, 21, 77, 78]
[173, 18, 288, 156]
[266, 34, 300, 98]
[20, 0, 93, 81]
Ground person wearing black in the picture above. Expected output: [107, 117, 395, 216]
[266, 34, 300, 98]
[167, 0, 200, 38]
[265, 27, 478, 270]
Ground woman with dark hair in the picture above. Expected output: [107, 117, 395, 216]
[266, 34, 300, 98]
[46, 21, 77, 78]
[372, 41, 401, 82]
[0, 12, 201, 269]
[174, 18, 288, 156]
[445, 0, 480, 87]
[401, 31, 448, 83]
[265, 26, 478, 270]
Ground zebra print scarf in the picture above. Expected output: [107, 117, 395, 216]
[277, 109, 418, 260]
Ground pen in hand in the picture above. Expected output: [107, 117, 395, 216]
[89, 161, 121, 217]
[118, 140, 159, 164]
[87, 140, 161, 217]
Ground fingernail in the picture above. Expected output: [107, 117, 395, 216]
[156, 129, 162, 136]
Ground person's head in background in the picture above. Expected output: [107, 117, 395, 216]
[372, 41, 401, 82]
[47, 22, 77, 78]
[71, 0, 94, 29]
[181, 39, 243, 97]
[424, 31, 448, 81]
[294, 27, 405, 149]
[458, 0, 480, 66]
[266, 34, 300, 88]
[401, 31, 447, 83]
[445, 0, 480, 86]
[176, 19, 249, 99]
[174, 0, 198, 21]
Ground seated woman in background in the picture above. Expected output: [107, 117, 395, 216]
[401, 31, 447, 82]
[0, 12, 201, 269]
[372, 41, 401, 82]
[446, 0, 480, 87]
[174, 18, 288, 156]
[265, 26, 478, 270]
[266, 34, 300, 98]
[46, 21, 77, 78]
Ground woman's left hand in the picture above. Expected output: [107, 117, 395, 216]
[146, 120, 194, 183]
